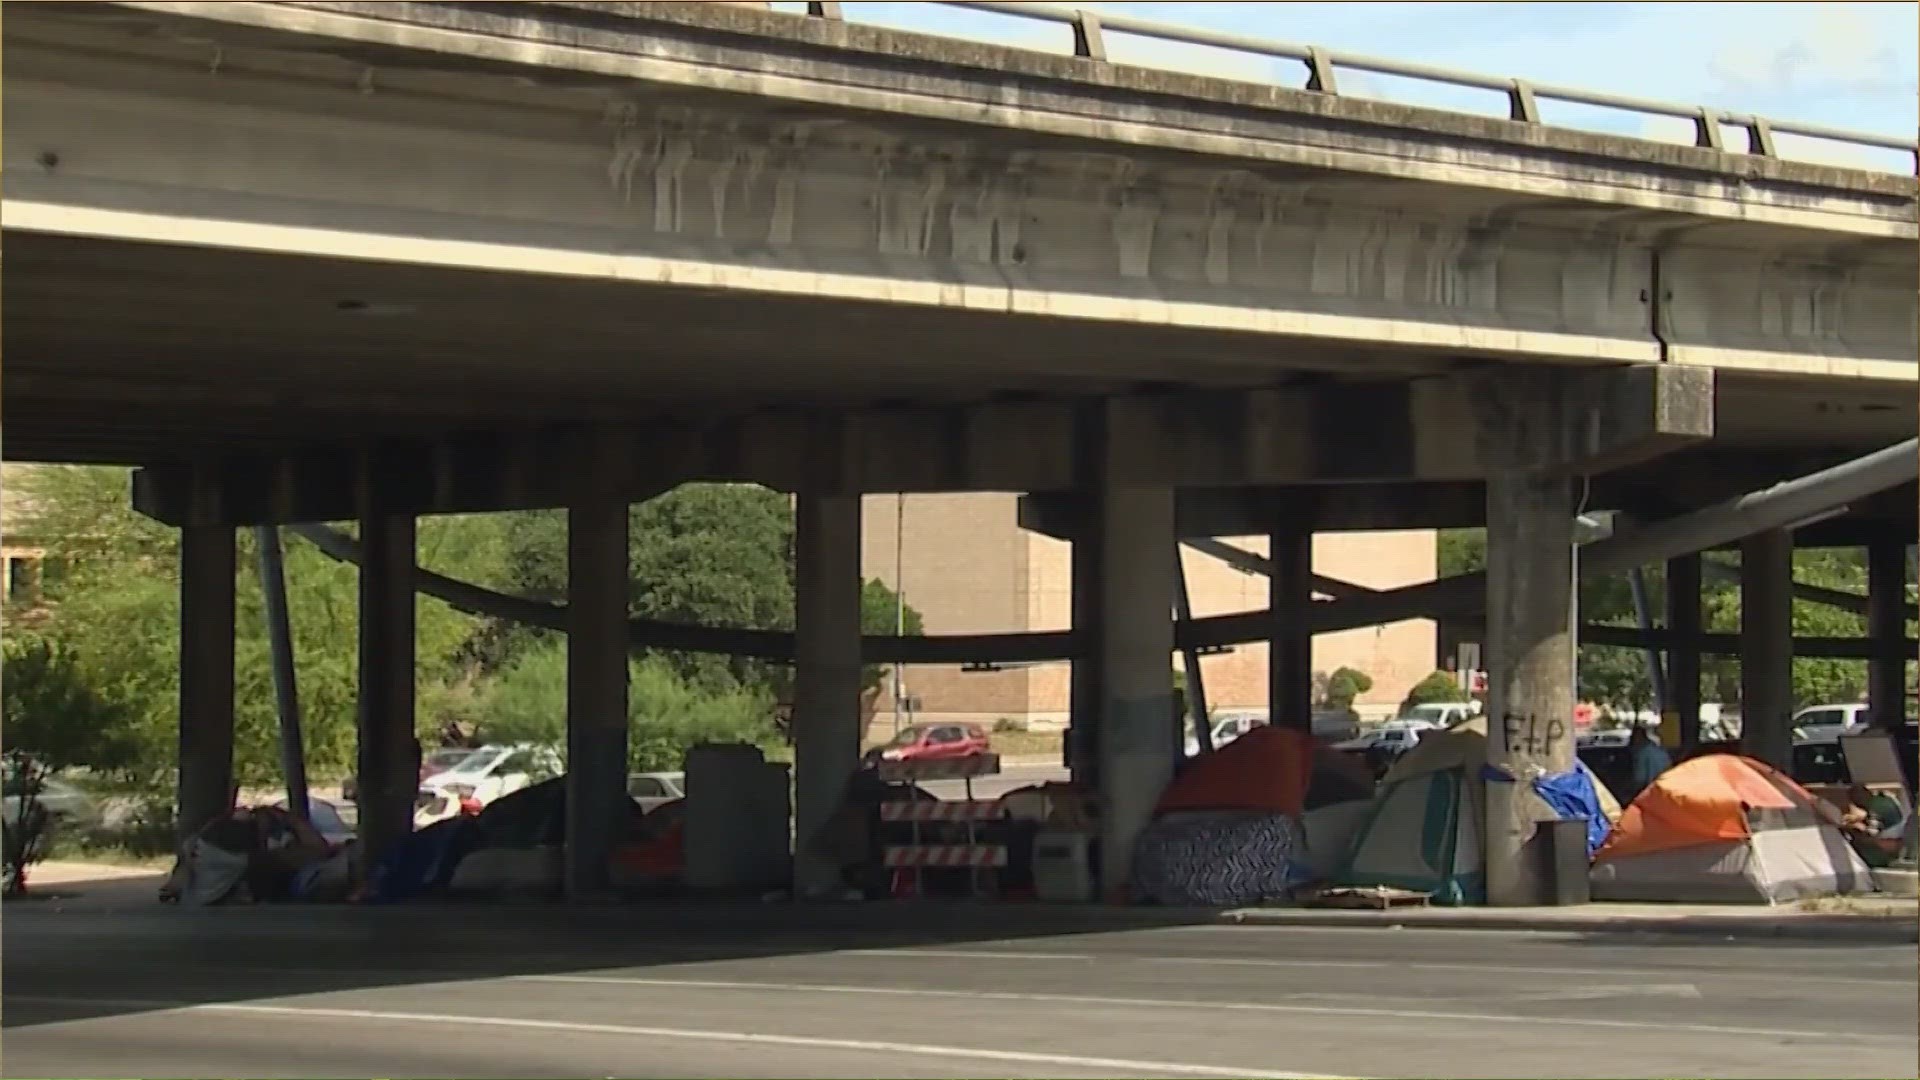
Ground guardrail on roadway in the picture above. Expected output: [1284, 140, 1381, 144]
[770, 0, 1919, 175]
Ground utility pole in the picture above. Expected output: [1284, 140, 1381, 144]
[893, 493, 909, 735]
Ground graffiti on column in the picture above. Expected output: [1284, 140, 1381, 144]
[1501, 712, 1566, 758]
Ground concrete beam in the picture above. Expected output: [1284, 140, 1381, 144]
[130, 371, 1710, 525]
[96, 0, 1920, 237]
[10, 5, 1913, 400]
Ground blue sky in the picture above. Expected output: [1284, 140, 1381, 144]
[768, 2, 1917, 172]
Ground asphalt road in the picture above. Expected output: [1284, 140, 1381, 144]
[922, 762, 1065, 802]
[5, 899, 1913, 1079]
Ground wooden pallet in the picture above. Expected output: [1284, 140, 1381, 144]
[1306, 885, 1433, 910]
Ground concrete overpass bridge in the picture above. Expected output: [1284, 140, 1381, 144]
[5, 0, 1915, 905]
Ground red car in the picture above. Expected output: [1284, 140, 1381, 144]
[866, 724, 991, 765]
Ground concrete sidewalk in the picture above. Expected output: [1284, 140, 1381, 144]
[19, 860, 1913, 942]
[1210, 898, 1918, 941]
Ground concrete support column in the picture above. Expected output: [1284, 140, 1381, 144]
[1479, 374, 1576, 908]
[177, 525, 236, 843]
[1269, 526, 1314, 731]
[1091, 485, 1177, 898]
[1867, 535, 1910, 729]
[1665, 554, 1703, 750]
[355, 503, 417, 870]
[1738, 529, 1794, 771]
[564, 457, 630, 900]
[791, 493, 863, 899]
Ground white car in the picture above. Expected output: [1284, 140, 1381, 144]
[420, 744, 560, 809]
[1398, 702, 1480, 728]
[1792, 703, 1872, 743]
[1183, 713, 1266, 757]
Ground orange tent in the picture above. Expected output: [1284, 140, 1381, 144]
[1595, 753, 1830, 862]
[1156, 726, 1316, 817]
[1590, 753, 1869, 904]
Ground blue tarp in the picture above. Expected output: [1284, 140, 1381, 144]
[365, 817, 481, 902]
[1531, 764, 1610, 858]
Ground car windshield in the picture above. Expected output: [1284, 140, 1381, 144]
[885, 727, 930, 748]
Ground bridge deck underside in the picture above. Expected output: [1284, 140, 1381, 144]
[7, 231, 1479, 463]
[6, 232, 1914, 469]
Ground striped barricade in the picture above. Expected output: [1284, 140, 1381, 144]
[882, 844, 1010, 868]
[879, 800, 1008, 823]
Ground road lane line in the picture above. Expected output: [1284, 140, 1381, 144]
[1135, 955, 1903, 986]
[4, 995, 1330, 1079]
[839, 948, 1098, 961]
[516, 973, 1908, 1042]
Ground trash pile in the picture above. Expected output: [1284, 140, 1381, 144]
[160, 779, 670, 906]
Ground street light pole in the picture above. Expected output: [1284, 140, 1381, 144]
[893, 493, 908, 735]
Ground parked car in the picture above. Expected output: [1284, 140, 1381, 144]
[1791, 703, 1872, 743]
[343, 746, 480, 803]
[1183, 712, 1265, 757]
[1336, 721, 1434, 779]
[626, 771, 686, 814]
[1, 774, 100, 836]
[863, 724, 991, 765]
[420, 744, 561, 809]
[1398, 701, 1479, 728]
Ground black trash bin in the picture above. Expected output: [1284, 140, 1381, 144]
[1539, 817, 1592, 906]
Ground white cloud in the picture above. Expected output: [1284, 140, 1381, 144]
[1708, 5, 1913, 97]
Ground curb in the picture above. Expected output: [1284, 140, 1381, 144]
[1210, 907, 1920, 942]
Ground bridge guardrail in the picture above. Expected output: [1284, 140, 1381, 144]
[782, 0, 1919, 176]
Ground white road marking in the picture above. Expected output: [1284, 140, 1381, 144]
[516, 973, 1905, 1042]
[5, 995, 1329, 1079]
[1136, 955, 1901, 987]
[1500, 983, 1704, 1003]
[839, 948, 1097, 961]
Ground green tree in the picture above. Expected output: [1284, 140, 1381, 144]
[474, 637, 777, 772]
[1, 633, 140, 773]
[5, 466, 499, 794]
[1319, 666, 1373, 712]
[1400, 670, 1470, 714]
[497, 484, 921, 699]
[1437, 530, 1902, 711]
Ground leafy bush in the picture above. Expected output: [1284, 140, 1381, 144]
[1400, 670, 1470, 714]
[992, 716, 1028, 734]
[1320, 666, 1374, 712]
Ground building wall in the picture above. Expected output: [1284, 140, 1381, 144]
[863, 492, 1439, 729]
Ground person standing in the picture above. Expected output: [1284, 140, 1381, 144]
[1625, 725, 1672, 802]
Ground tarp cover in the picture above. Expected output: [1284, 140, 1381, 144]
[1532, 766, 1610, 858]
[1157, 727, 1367, 817]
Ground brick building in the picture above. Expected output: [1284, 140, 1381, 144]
[861, 493, 1437, 729]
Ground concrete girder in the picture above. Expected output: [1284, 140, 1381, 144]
[1187, 534, 1920, 621]
[129, 370, 1711, 526]
[1018, 452, 1915, 540]
[86, 0, 1920, 236]
[283, 519, 1916, 664]
[6, 3, 1914, 418]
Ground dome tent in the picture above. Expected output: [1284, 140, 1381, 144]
[1335, 716, 1621, 905]
[1590, 754, 1875, 904]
